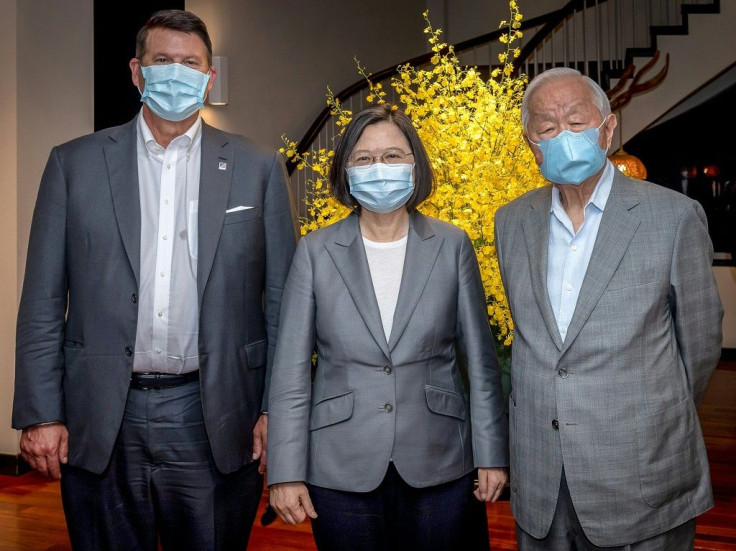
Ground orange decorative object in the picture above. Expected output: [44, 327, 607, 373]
[609, 148, 647, 179]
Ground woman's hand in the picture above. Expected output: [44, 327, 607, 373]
[474, 467, 508, 502]
[269, 482, 318, 525]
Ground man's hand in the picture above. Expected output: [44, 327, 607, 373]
[269, 482, 318, 525]
[20, 423, 69, 480]
[252, 413, 268, 474]
[474, 467, 508, 502]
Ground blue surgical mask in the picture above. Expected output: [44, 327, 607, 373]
[529, 118, 608, 185]
[347, 163, 414, 214]
[140, 63, 210, 122]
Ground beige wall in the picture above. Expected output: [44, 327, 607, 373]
[0, 0, 19, 456]
[715, 267, 736, 349]
[189, 0, 428, 150]
[1, 0, 94, 456]
[426, 0, 564, 44]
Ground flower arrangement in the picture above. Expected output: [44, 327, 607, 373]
[280, 1, 545, 372]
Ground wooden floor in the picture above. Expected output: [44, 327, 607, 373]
[1, 361, 734, 550]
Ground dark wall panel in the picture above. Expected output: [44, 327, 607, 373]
[94, 0, 184, 131]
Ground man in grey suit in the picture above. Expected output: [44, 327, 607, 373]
[12, 9, 297, 551]
[494, 67, 723, 550]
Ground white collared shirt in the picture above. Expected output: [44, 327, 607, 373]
[547, 161, 614, 342]
[133, 112, 202, 373]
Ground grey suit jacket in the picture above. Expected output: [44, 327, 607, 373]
[13, 117, 298, 475]
[267, 211, 508, 491]
[494, 168, 723, 547]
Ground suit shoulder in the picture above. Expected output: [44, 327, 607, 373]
[497, 185, 549, 217]
[627, 178, 703, 216]
[299, 217, 348, 246]
[421, 214, 467, 239]
[53, 120, 135, 153]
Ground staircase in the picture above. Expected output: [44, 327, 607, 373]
[289, 0, 734, 211]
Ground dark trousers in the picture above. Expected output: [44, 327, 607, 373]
[516, 468, 696, 551]
[308, 462, 490, 551]
[60, 381, 263, 551]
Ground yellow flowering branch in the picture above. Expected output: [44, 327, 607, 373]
[285, 0, 546, 348]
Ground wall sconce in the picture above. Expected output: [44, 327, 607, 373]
[209, 56, 228, 105]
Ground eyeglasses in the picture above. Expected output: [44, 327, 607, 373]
[348, 148, 414, 167]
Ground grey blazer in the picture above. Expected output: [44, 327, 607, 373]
[267, 211, 508, 491]
[494, 169, 723, 547]
[13, 117, 298, 475]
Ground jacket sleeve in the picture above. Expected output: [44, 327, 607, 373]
[13, 147, 69, 429]
[261, 152, 299, 412]
[670, 200, 723, 405]
[266, 238, 316, 484]
[456, 231, 509, 468]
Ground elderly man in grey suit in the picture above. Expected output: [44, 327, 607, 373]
[494, 67, 723, 550]
[12, 9, 297, 551]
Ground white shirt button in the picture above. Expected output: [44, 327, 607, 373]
[160, 271, 165, 277]
[571, 245, 578, 251]
[162, 235, 168, 240]
[157, 311, 163, 318]
[566, 284, 573, 291]
[156, 348, 162, 354]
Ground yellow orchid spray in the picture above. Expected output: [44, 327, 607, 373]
[281, 1, 544, 370]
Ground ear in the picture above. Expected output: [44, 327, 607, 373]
[602, 114, 618, 150]
[524, 134, 544, 167]
[130, 58, 143, 91]
[203, 64, 217, 100]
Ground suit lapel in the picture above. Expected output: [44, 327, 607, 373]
[105, 120, 141, 286]
[388, 212, 443, 351]
[197, 123, 233, 305]
[326, 214, 391, 360]
[522, 187, 564, 350]
[561, 173, 641, 354]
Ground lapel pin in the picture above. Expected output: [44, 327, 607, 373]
[218, 161, 227, 171]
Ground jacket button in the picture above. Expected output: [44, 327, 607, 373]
[552, 419, 559, 430]
[384, 403, 393, 413]
[125, 346, 133, 357]
[383, 365, 392, 375]
[131, 293, 137, 303]
[558, 368, 568, 378]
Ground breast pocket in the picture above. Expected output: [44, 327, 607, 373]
[223, 207, 261, 225]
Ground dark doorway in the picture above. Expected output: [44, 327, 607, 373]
[93, 1, 184, 131]
[626, 79, 736, 260]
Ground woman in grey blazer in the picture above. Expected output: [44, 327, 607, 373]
[267, 104, 508, 551]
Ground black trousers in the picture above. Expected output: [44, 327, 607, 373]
[60, 381, 263, 551]
[308, 462, 491, 551]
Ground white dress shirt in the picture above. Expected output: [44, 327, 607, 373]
[133, 112, 202, 374]
[547, 161, 614, 342]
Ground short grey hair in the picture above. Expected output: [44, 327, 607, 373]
[521, 67, 611, 133]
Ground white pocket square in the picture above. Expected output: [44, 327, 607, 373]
[226, 205, 254, 213]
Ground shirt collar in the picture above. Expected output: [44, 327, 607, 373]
[550, 160, 615, 214]
[136, 109, 203, 157]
